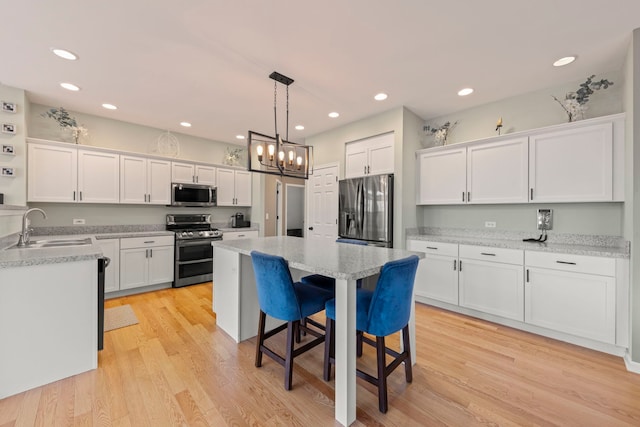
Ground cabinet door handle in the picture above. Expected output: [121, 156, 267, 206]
[367, 165, 370, 174]
[149, 249, 153, 257]
[462, 192, 465, 202]
[526, 269, 529, 282]
[145, 249, 149, 258]
[459, 260, 462, 272]
[480, 252, 496, 256]
[364, 166, 367, 175]
[426, 246, 438, 250]
[530, 188, 534, 200]
[453, 260, 457, 271]
[556, 260, 577, 265]
[73, 191, 76, 201]
[79, 191, 83, 201]
[467, 191, 470, 202]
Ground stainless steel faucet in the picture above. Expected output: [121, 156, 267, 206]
[17, 208, 47, 247]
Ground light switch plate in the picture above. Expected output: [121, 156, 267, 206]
[537, 209, 553, 230]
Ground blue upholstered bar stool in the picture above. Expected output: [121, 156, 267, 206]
[323, 255, 419, 413]
[300, 237, 368, 290]
[250, 250, 334, 390]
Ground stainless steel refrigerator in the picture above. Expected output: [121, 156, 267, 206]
[338, 174, 393, 247]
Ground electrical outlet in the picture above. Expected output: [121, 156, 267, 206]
[73, 219, 86, 225]
[265, 213, 270, 220]
[484, 221, 496, 228]
[537, 209, 553, 230]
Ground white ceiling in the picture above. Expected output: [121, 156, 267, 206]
[2, 1, 640, 146]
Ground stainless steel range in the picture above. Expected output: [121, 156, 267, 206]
[166, 214, 223, 288]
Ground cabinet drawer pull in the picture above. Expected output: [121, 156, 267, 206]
[238, 234, 245, 238]
[480, 252, 496, 256]
[426, 246, 438, 250]
[144, 241, 155, 244]
[556, 260, 577, 265]
[453, 260, 457, 271]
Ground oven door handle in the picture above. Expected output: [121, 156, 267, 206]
[176, 239, 217, 247]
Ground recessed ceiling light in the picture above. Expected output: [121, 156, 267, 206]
[295, 125, 305, 130]
[328, 112, 340, 118]
[553, 56, 576, 67]
[374, 93, 388, 101]
[458, 88, 474, 96]
[51, 48, 77, 61]
[102, 103, 117, 110]
[236, 135, 245, 140]
[180, 122, 192, 127]
[60, 82, 80, 91]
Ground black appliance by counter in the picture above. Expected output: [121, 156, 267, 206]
[167, 214, 223, 287]
[231, 212, 250, 228]
[98, 256, 110, 351]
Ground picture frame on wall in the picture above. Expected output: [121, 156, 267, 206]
[1, 167, 15, 177]
[1, 101, 17, 113]
[2, 144, 14, 154]
[1, 123, 16, 134]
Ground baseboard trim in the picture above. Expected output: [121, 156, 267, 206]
[624, 352, 640, 374]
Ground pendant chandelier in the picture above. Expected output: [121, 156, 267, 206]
[247, 71, 313, 179]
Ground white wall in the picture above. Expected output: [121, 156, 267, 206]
[422, 70, 623, 148]
[624, 29, 640, 364]
[419, 71, 625, 236]
[0, 85, 28, 237]
[24, 103, 257, 229]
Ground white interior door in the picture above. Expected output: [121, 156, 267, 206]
[306, 163, 339, 242]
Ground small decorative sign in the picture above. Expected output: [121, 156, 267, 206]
[1, 101, 16, 113]
[1, 167, 15, 177]
[1, 123, 16, 134]
[2, 144, 14, 154]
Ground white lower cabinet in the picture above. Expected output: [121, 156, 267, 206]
[407, 237, 626, 350]
[406, 240, 458, 304]
[459, 245, 524, 321]
[120, 236, 174, 290]
[223, 230, 259, 241]
[525, 251, 616, 344]
[96, 238, 120, 293]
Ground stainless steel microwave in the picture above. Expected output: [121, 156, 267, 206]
[171, 183, 217, 207]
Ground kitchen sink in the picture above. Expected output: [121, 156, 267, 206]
[9, 237, 93, 249]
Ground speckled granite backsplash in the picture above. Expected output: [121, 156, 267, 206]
[406, 227, 628, 249]
[32, 224, 166, 236]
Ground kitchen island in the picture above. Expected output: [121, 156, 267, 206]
[212, 236, 423, 426]
[0, 235, 102, 399]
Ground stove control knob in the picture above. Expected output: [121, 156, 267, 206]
[199, 231, 204, 236]
[182, 232, 188, 237]
[188, 231, 193, 236]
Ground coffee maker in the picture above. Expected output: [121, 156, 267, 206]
[231, 212, 249, 228]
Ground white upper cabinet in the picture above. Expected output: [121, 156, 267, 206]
[345, 133, 394, 178]
[120, 155, 171, 205]
[216, 168, 252, 206]
[171, 161, 216, 185]
[466, 137, 529, 204]
[417, 148, 466, 205]
[416, 114, 624, 205]
[28, 142, 119, 203]
[28, 143, 77, 202]
[529, 122, 613, 202]
[77, 150, 120, 203]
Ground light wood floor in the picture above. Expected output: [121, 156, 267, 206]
[2, 282, 640, 426]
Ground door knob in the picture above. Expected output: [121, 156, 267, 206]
[308, 227, 314, 230]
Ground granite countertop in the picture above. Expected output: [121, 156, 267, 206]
[0, 226, 175, 268]
[213, 235, 424, 280]
[0, 234, 103, 268]
[406, 227, 630, 259]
